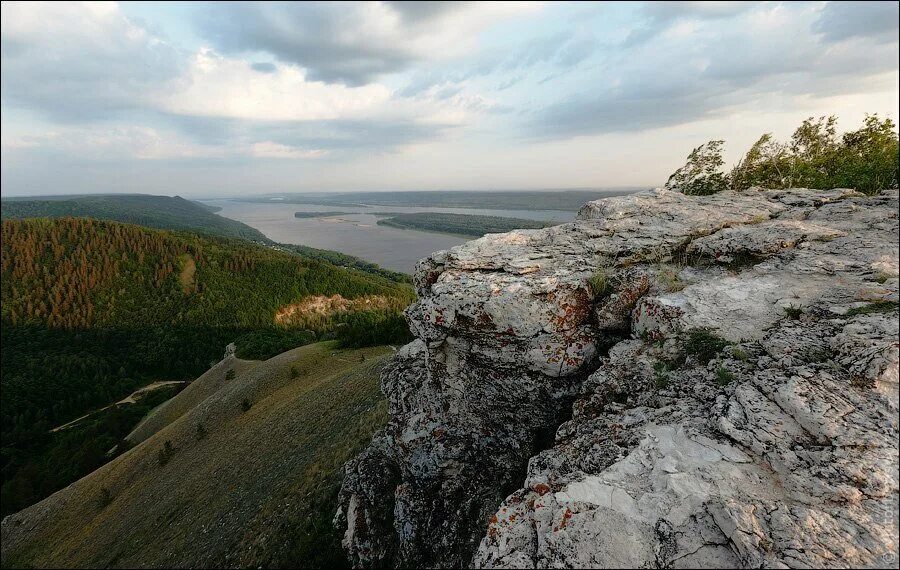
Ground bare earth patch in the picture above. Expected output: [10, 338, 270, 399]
[274, 294, 392, 325]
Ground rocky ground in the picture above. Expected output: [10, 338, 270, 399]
[337, 187, 899, 568]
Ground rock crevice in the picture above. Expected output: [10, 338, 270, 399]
[337, 188, 899, 568]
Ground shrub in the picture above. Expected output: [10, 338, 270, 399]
[684, 328, 731, 364]
[195, 423, 207, 440]
[731, 347, 749, 361]
[157, 440, 175, 466]
[241, 399, 252, 412]
[97, 487, 113, 508]
[225, 368, 236, 381]
[653, 361, 671, 388]
[715, 366, 736, 386]
[289, 366, 300, 379]
[783, 304, 803, 320]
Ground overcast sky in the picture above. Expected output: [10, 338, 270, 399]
[1, 1, 897, 197]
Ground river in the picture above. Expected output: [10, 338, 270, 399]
[206, 200, 577, 273]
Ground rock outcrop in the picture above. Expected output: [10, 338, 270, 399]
[337, 187, 899, 568]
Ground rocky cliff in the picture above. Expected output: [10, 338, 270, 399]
[336, 187, 899, 568]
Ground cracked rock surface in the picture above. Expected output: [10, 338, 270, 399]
[337, 188, 899, 568]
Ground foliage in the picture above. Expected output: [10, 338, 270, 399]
[783, 304, 803, 319]
[1, 217, 414, 515]
[0, 384, 181, 516]
[0, 194, 267, 241]
[715, 366, 736, 386]
[375, 212, 549, 237]
[665, 140, 728, 195]
[666, 114, 899, 195]
[683, 328, 731, 364]
[587, 270, 611, 298]
[844, 300, 899, 317]
[280, 243, 411, 283]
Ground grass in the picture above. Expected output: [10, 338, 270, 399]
[588, 269, 612, 298]
[656, 264, 686, 292]
[653, 362, 671, 388]
[845, 300, 899, 317]
[684, 328, 731, 364]
[1, 342, 392, 569]
[783, 304, 803, 319]
[731, 347, 749, 361]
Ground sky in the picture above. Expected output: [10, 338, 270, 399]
[1, 1, 898, 198]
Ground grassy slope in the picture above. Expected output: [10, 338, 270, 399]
[1, 341, 391, 569]
[0, 194, 267, 242]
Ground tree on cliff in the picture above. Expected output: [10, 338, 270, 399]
[666, 114, 899, 195]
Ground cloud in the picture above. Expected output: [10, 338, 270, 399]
[249, 141, 327, 159]
[250, 62, 277, 73]
[813, 1, 899, 44]
[0, 2, 182, 121]
[624, 1, 753, 46]
[529, 2, 899, 138]
[158, 49, 394, 122]
[194, 1, 534, 86]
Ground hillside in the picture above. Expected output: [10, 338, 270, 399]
[0, 194, 267, 242]
[1, 342, 392, 569]
[0, 217, 413, 516]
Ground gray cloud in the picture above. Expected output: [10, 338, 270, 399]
[194, 2, 474, 86]
[250, 62, 277, 74]
[529, 2, 899, 139]
[623, 1, 753, 47]
[158, 111, 451, 154]
[0, 3, 182, 122]
[813, 1, 899, 44]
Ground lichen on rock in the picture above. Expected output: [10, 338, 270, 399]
[337, 187, 899, 569]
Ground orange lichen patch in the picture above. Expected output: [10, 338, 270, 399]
[533, 483, 551, 496]
[560, 508, 573, 529]
[274, 294, 391, 325]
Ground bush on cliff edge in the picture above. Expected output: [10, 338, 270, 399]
[666, 114, 899, 195]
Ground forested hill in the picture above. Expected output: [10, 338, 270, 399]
[0, 217, 413, 515]
[1, 217, 411, 330]
[0, 193, 410, 282]
[0, 194, 267, 242]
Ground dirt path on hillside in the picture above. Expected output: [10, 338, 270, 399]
[49, 381, 188, 433]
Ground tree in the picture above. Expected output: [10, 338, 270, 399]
[664, 140, 728, 195]
[668, 114, 899, 196]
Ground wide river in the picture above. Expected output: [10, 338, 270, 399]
[206, 200, 576, 273]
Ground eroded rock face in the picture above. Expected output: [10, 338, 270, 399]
[337, 188, 899, 569]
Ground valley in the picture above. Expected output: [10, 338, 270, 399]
[1, 342, 391, 569]
[0, 215, 413, 517]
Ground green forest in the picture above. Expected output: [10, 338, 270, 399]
[0, 217, 414, 515]
[375, 212, 550, 237]
[1, 194, 267, 241]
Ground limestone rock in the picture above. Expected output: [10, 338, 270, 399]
[338, 188, 899, 569]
